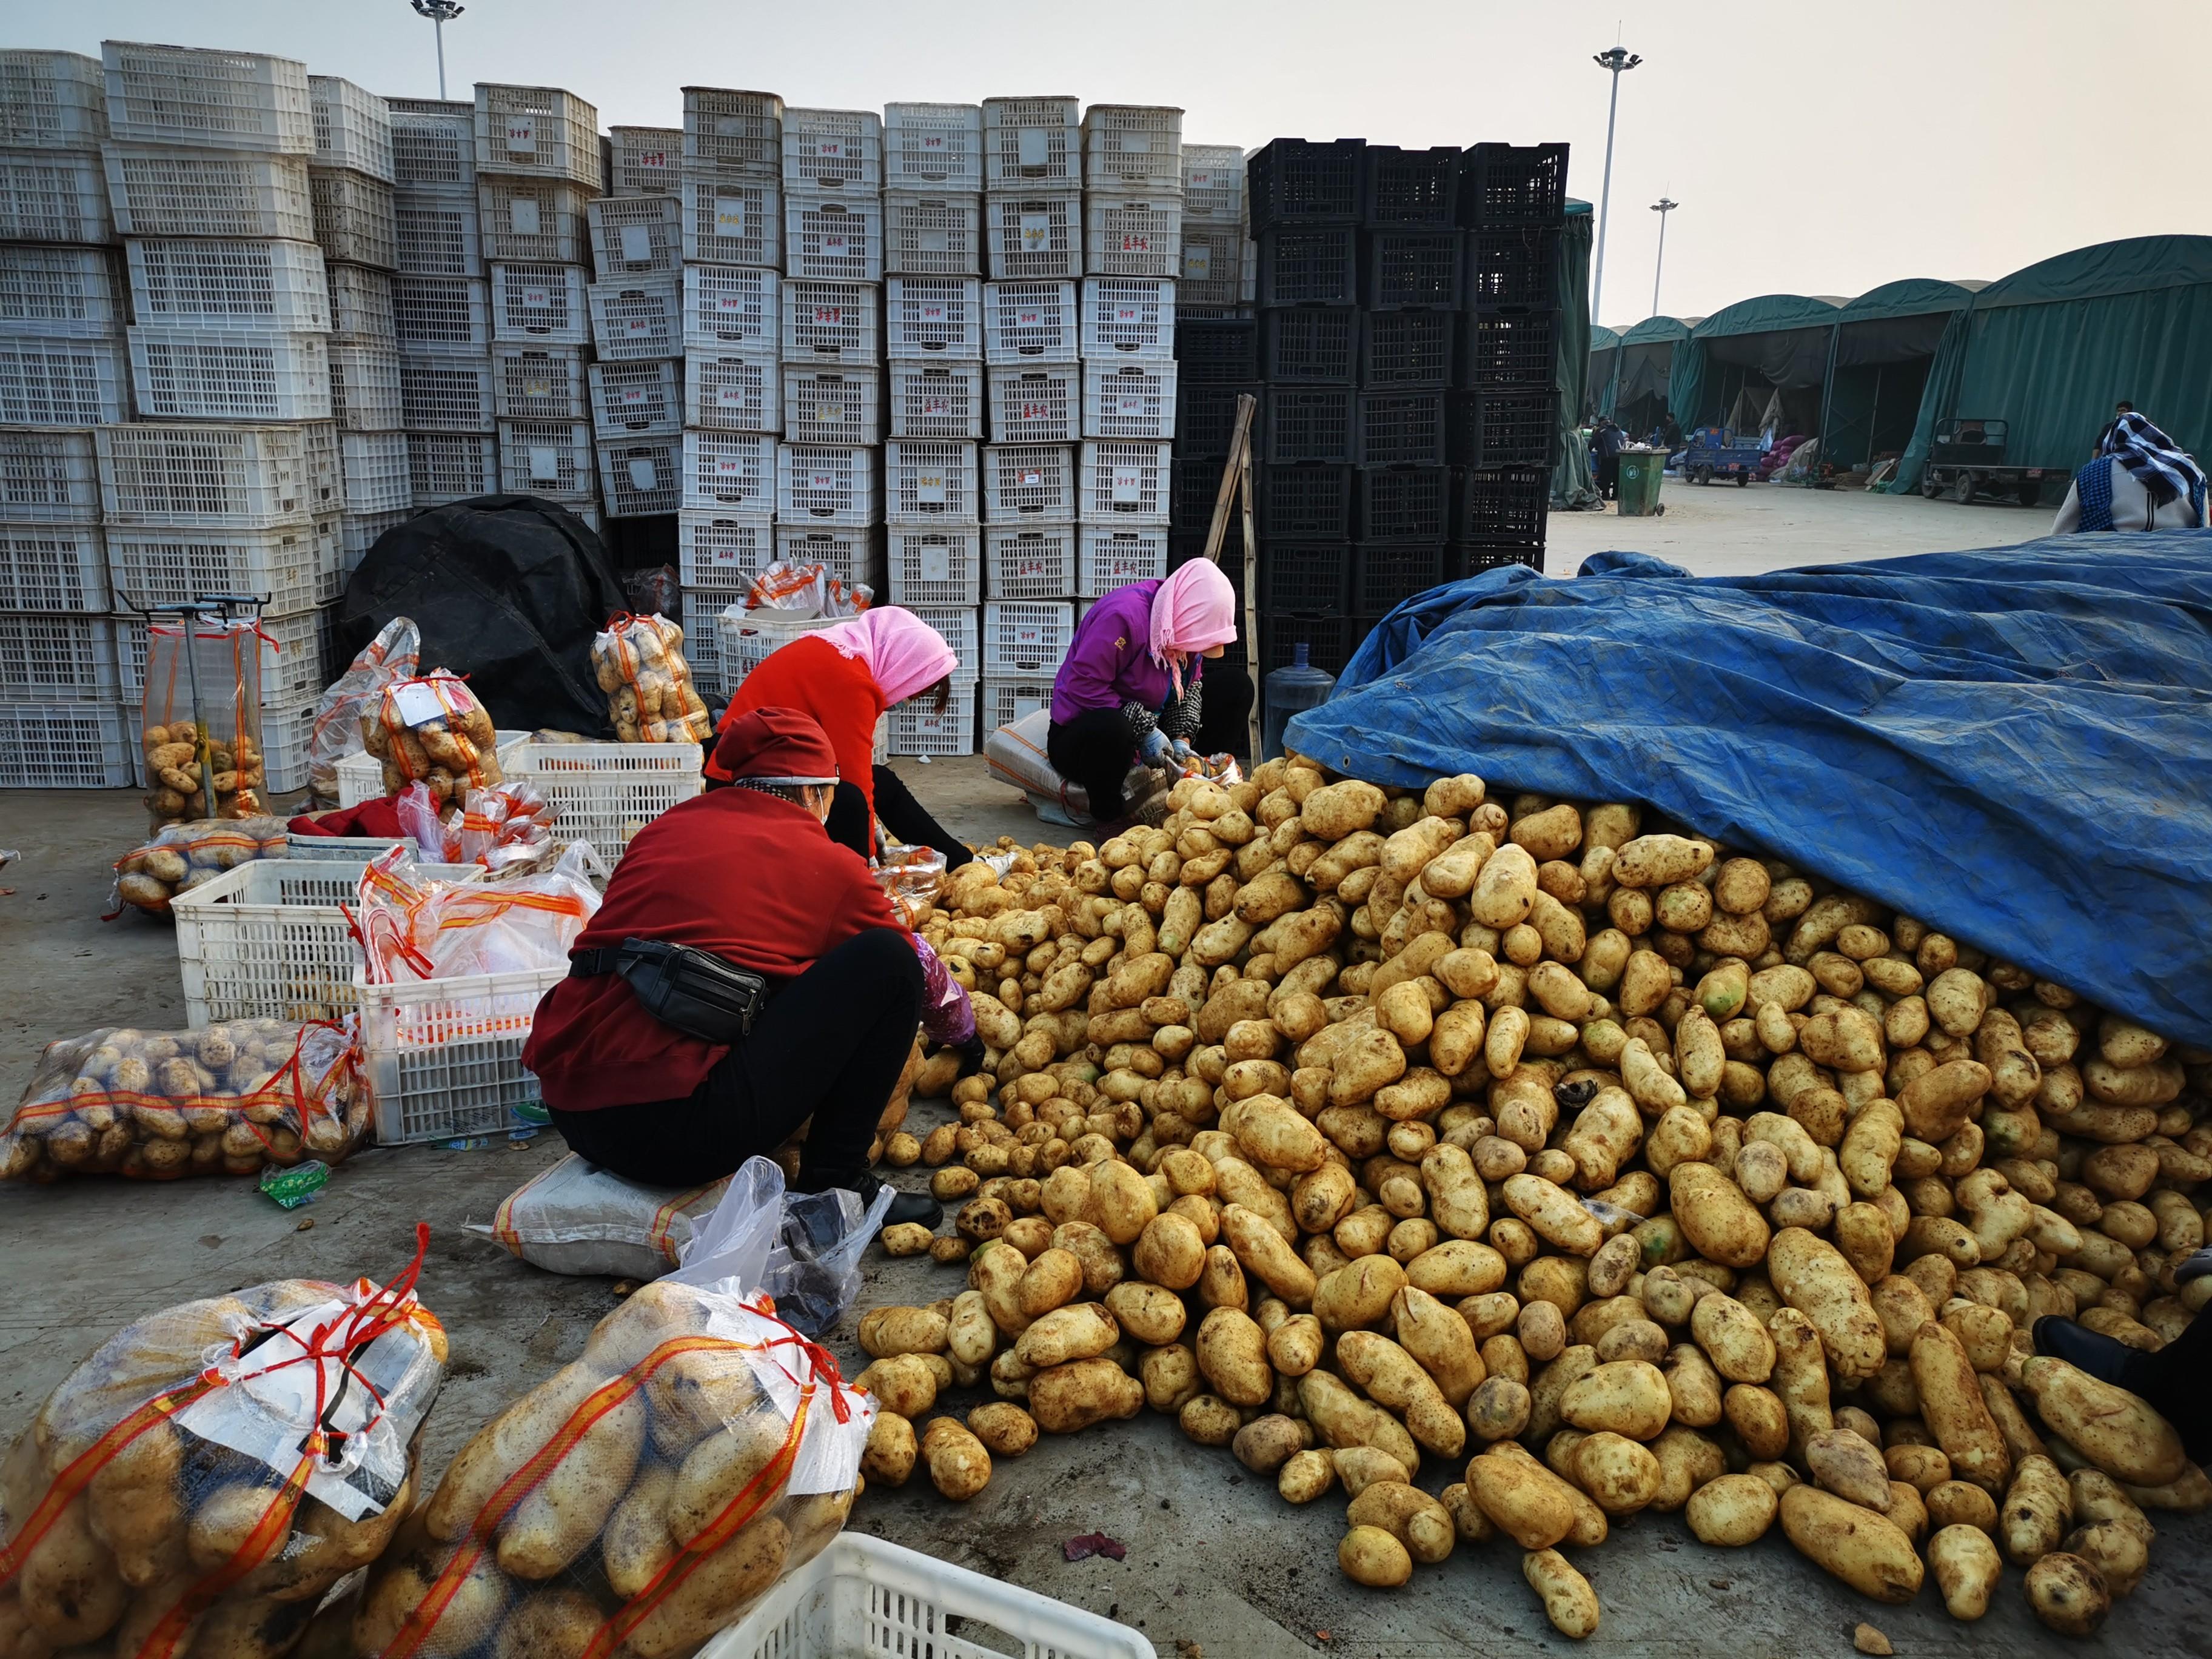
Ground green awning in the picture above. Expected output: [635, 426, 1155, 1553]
[1691, 293, 1844, 340]
[1619, 314, 1691, 346]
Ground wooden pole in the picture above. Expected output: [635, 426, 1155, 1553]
[1201, 395, 1262, 763]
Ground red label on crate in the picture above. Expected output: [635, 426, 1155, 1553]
[523, 286, 551, 308]
[922, 304, 946, 321]
[923, 396, 951, 416]
[1121, 233, 1152, 253]
[1019, 468, 1044, 487]
[815, 307, 843, 324]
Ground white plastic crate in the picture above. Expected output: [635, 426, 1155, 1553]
[1081, 438, 1173, 523]
[301, 421, 341, 513]
[888, 525, 980, 604]
[477, 177, 588, 264]
[0, 147, 109, 243]
[406, 432, 498, 502]
[340, 431, 411, 512]
[587, 193, 681, 278]
[309, 167, 398, 269]
[126, 238, 327, 333]
[986, 193, 1082, 280]
[508, 737, 704, 861]
[1085, 104, 1184, 195]
[0, 699, 133, 786]
[683, 350, 779, 432]
[781, 107, 883, 194]
[983, 598, 1075, 675]
[677, 511, 774, 589]
[607, 125, 680, 196]
[1082, 275, 1176, 357]
[984, 441, 1076, 520]
[983, 279, 1078, 363]
[588, 278, 682, 361]
[780, 279, 879, 362]
[777, 443, 877, 525]
[886, 276, 983, 358]
[392, 194, 483, 276]
[329, 263, 399, 343]
[566, 500, 603, 535]
[498, 419, 595, 497]
[0, 612, 117, 702]
[589, 359, 683, 436]
[359, 964, 568, 1144]
[0, 52, 107, 150]
[113, 606, 321, 705]
[982, 675, 1057, 731]
[105, 145, 313, 240]
[598, 437, 682, 517]
[1079, 524, 1168, 595]
[906, 603, 980, 677]
[329, 343, 404, 432]
[390, 273, 487, 347]
[490, 261, 589, 344]
[107, 521, 323, 613]
[1177, 223, 1248, 308]
[883, 192, 983, 277]
[402, 349, 497, 431]
[129, 327, 329, 423]
[0, 430, 99, 523]
[782, 366, 882, 445]
[312, 512, 346, 603]
[682, 264, 778, 352]
[983, 96, 1082, 192]
[773, 526, 884, 591]
[0, 337, 124, 426]
[885, 103, 984, 192]
[677, 583, 743, 694]
[884, 438, 978, 524]
[473, 84, 601, 186]
[387, 98, 477, 192]
[886, 677, 976, 756]
[785, 195, 883, 283]
[96, 423, 316, 528]
[679, 176, 779, 267]
[681, 87, 783, 179]
[716, 608, 833, 686]
[1182, 142, 1246, 219]
[102, 41, 313, 155]
[1084, 359, 1177, 440]
[0, 246, 124, 338]
[987, 364, 1079, 443]
[338, 507, 409, 576]
[983, 521, 1078, 602]
[1086, 195, 1181, 278]
[889, 360, 983, 438]
[309, 75, 394, 183]
[0, 522, 106, 610]
[682, 431, 775, 511]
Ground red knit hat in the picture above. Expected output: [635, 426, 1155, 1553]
[709, 706, 841, 785]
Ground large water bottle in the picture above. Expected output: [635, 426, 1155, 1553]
[1262, 642, 1335, 759]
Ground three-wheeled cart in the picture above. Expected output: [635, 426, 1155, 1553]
[1920, 418, 2053, 506]
[1682, 427, 1758, 486]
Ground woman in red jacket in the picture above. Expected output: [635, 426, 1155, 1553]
[522, 706, 939, 1225]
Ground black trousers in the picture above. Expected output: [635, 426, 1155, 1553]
[1597, 453, 1620, 498]
[823, 764, 976, 868]
[1047, 706, 1138, 820]
[548, 927, 923, 1188]
[1195, 665, 1255, 760]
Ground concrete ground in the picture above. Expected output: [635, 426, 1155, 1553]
[4, 483, 2204, 1657]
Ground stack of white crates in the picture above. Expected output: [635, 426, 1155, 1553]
[477, 83, 604, 528]
[1175, 141, 1251, 314]
[674, 87, 783, 695]
[589, 127, 683, 526]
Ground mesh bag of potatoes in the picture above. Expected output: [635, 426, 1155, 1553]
[361, 674, 501, 809]
[591, 614, 712, 746]
[110, 816, 292, 917]
[0, 1019, 365, 1184]
[0, 1241, 446, 1659]
[141, 722, 269, 833]
[856, 761, 2212, 1639]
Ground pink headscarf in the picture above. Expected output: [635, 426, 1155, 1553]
[814, 606, 960, 707]
[1148, 560, 1239, 697]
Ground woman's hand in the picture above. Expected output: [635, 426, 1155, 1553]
[1139, 727, 1172, 766]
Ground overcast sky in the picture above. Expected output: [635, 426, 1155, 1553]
[28, 1, 2205, 326]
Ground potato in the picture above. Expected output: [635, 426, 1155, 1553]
[1029, 1359, 1144, 1433]
[1926, 1478, 1998, 1532]
[1805, 1428, 1891, 1511]
[2002, 1454, 2073, 1567]
[624, 1515, 789, 1659]
[1279, 1447, 1338, 1504]
[859, 1307, 950, 1358]
[1347, 1481, 1456, 1564]
[1463, 1444, 1575, 1548]
[1778, 1485, 1924, 1604]
[1767, 1228, 1886, 1381]
[2025, 1552, 2110, 1637]
[1685, 1472, 1779, 1545]
[854, 1353, 943, 1421]
[880, 1223, 934, 1257]
[1467, 1376, 1532, 1443]
[1689, 1293, 1774, 1383]
[861, 1412, 917, 1488]
[2063, 1519, 2148, 1598]
[1338, 1330, 1464, 1458]
[1315, 1254, 1406, 1333]
[1909, 1322, 2010, 1495]
[1571, 1431, 1661, 1515]
[1221, 1204, 1319, 1306]
[1229, 1413, 1305, 1474]
[918, 1417, 993, 1501]
[1522, 1547, 1600, 1639]
[1559, 1360, 1671, 1441]
[967, 1402, 1039, 1458]
[1929, 1523, 2002, 1620]
[1392, 1285, 1484, 1407]
[1338, 1524, 1413, 1587]
[1669, 1163, 1771, 1269]
[2017, 1357, 2186, 1487]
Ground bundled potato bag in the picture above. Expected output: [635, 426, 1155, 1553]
[141, 618, 272, 830]
[362, 673, 501, 809]
[0, 1241, 446, 1658]
[109, 816, 292, 917]
[0, 1019, 363, 1184]
[310, 620, 422, 806]
[475, 1154, 732, 1280]
[591, 614, 714, 746]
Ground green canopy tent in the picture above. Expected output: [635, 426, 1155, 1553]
[1885, 235, 2212, 496]
[1668, 293, 1845, 437]
[1815, 279, 1981, 472]
[1551, 199, 1601, 509]
[1610, 313, 1694, 437]
[1587, 325, 1621, 420]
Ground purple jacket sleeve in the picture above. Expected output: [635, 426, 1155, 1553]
[910, 933, 976, 1046]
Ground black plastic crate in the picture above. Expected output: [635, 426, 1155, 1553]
[1264, 387, 1356, 464]
[1262, 611, 1350, 676]
[1458, 309, 1559, 389]
[1466, 227, 1560, 309]
[1447, 388, 1557, 467]
[1455, 543, 1546, 580]
[1257, 225, 1359, 306]
[1358, 312, 1454, 389]
[1356, 391, 1448, 465]
[1247, 138, 1365, 229]
[1454, 466, 1549, 546]
[1457, 142, 1570, 227]
[1259, 541, 1351, 611]
[1362, 145, 1460, 227]
[1172, 455, 1235, 532]
[1357, 465, 1453, 541]
[1362, 230, 1462, 310]
[1261, 307, 1358, 383]
[1176, 381, 1259, 458]
[1257, 463, 1355, 538]
[1352, 542, 1447, 613]
[1175, 317, 1260, 383]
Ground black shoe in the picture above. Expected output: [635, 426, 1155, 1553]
[2032, 1316, 2154, 1393]
[800, 1167, 943, 1231]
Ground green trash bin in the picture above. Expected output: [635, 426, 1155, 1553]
[1615, 447, 1666, 517]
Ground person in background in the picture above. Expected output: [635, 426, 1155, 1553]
[705, 605, 976, 868]
[1590, 417, 1626, 500]
[2094, 400, 2136, 453]
[1661, 412, 1684, 452]
[1047, 560, 1239, 825]
[524, 708, 949, 1225]
[2051, 411, 2207, 534]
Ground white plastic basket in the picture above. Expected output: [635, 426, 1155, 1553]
[1085, 104, 1184, 195]
[312, 512, 347, 602]
[715, 608, 832, 686]
[490, 261, 589, 344]
[0, 52, 107, 150]
[681, 87, 784, 179]
[984, 597, 1076, 674]
[0, 699, 133, 786]
[330, 729, 529, 809]
[982, 675, 1058, 731]
[785, 195, 883, 283]
[0, 337, 124, 426]
[983, 441, 1076, 519]
[597, 437, 683, 517]
[888, 360, 983, 439]
[309, 75, 394, 183]
[888, 525, 980, 604]
[0, 429, 99, 523]
[1080, 438, 1173, 523]
[883, 192, 984, 277]
[497, 419, 595, 497]
[1084, 359, 1177, 440]
[0, 611, 117, 702]
[983, 96, 1082, 192]
[988, 364, 1079, 443]
[407, 432, 498, 503]
[984, 279, 1078, 363]
[1082, 275, 1176, 358]
[125, 238, 326, 333]
[677, 584, 744, 694]
[402, 349, 498, 431]
[387, 98, 477, 192]
[1182, 142, 1246, 220]
[1079, 524, 1169, 595]
[507, 737, 704, 861]
[329, 343, 404, 432]
[677, 511, 774, 589]
[308, 167, 399, 270]
[589, 358, 683, 436]
[329, 263, 400, 343]
[1085, 194, 1181, 278]
[607, 125, 681, 195]
[0, 522, 106, 610]
[780, 279, 879, 362]
[477, 176, 588, 264]
[390, 273, 487, 347]
[105, 145, 312, 240]
[0, 146, 109, 243]
[886, 276, 983, 359]
[1176, 223, 1248, 308]
[906, 603, 980, 677]
[683, 350, 779, 433]
[884, 438, 978, 524]
[587, 193, 682, 278]
[588, 277, 683, 361]
[777, 443, 878, 525]
[565, 500, 602, 535]
[0, 246, 124, 338]
[885, 102, 984, 191]
[773, 526, 885, 591]
[781, 108, 883, 193]
[392, 195, 483, 276]
[107, 521, 324, 613]
[340, 431, 411, 512]
[782, 366, 882, 445]
[679, 176, 780, 267]
[97, 423, 317, 528]
[127, 328, 329, 421]
[886, 677, 977, 756]
[682, 264, 779, 352]
[102, 41, 314, 155]
[301, 421, 342, 513]
[338, 507, 409, 576]
[984, 522, 1078, 601]
[682, 430, 776, 511]
[359, 964, 568, 1145]
[473, 84, 601, 186]
[986, 193, 1082, 281]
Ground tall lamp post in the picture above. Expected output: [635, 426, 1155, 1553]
[1649, 196, 1678, 318]
[411, 0, 465, 99]
[1589, 45, 1641, 330]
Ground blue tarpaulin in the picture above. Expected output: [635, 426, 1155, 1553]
[1286, 532, 2212, 1044]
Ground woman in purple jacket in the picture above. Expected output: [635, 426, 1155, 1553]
[1047, 560, 1240, 822]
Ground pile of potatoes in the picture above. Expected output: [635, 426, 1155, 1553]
[361, 675, 501, 808]
[857, 758, 2211, 1638]
[142, 721, 269, 828]
[112, 816, 291, 916]
[591, 615, 712, 746]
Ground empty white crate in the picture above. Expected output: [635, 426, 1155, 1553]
[0, 522, 106, 609]
[340, 431, 411, 512]
[984, 279, 1078, 362]
[588, 278, 682, 360]
[309, 75, 393, 183]
[301, 420, 341, 511]
[906, 603, 980, 676]
[1083, 275, 1176, 357]
[1177, 223, 1247, 308]
[0, 146, 110, 243]
[781, 279, 879, 361]
[490, 261, 589, 344]
[478, 177, 588, 264]
[0, 337, 124, 426]
[508, 737, 703, 860]
[0, 699, 134, 786]
[1080, 438, 1172, 522]
[102, 41, 314, 154]
[608, 125, 681, 196]
[309, 166, 398, 269]
[682, 431, 774, 511]
[359, 963, 568, 1144]
[98, 423, 317, 527]
[677, 587, 743, 694]
[986, 194, 1082, 281]
[1182, 143, 1245, 220]
[400, 349, 497, 431]
[886, 276, 982, 358]
[983, 97, 1082, 192]
[889, 360, 982, 438]
[107, 521, 324, 612]
[1084, 360, 1176, 439]
[988, 364, 1079, 443]
[888, 525, 980, 604]
[984, 442, 1076, 519]
[781, 108, 883, 193]
[387, 98, 477, 192]
[682, 264, 778, 352]
[684, 351, 779, 432]
[883, 192, 983, 277]
[785, 196, 882, 283]
[885, 439, 977, 523]
[1079, 524, 1168, 595]
[885, 103, 984, 192]
[677, 511, 774, 588]
[407, 432, 498, 501]
[681, 87, 784, 179]
[983, 599, 1075, 675]
[589, 359, 683, 436]
[679, 176, 780, 267]
[587, 193, 681, 278]
[473, 84, 600, 186]
[329, 343, 404, 431]
[984, 522, 1076, 600]
[498, 419, 594, 497]
[0, 611, 118, 702]
[105, 145, 313, 240]
[491, 345, 587, 420]
[127, 327, 330, 421]
[782, 366, 881, 445]
[1084, 104, 1184, 194]
[598, 438, 682, 517]
[0, 51, 108, 150]
[126, 238, 324, 334]
[885, 677, 976, 756]
[777, 443, 877, 525]
[1085, 195, 1181, 278]
[393, 195, 483, 276]
[328, 263, 398, 341]
[982, 675, 1056, 730]
[389, 273, 488, 347]
[0, 246, 124, 337]
[0, 429, 99, 523]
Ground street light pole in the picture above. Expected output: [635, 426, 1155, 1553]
[1589, 44, 1641, 329]
[1649, 197, 1678, 317]
[411, 0, 465, 99]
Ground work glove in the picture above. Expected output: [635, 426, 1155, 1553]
[954, 1034, 989, 1078]
[1138, 727, 1172, 766]
[1168, 737, 1196, 766]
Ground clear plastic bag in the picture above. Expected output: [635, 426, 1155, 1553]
[741, 563, 871, 619]
[141, 618, 270, 829]
[355, 843, 600, 984]
[390, 782, 554, 868]
[109, 814, 292, 917]
[361, 671, 501, 809]
[871, 839, 946, 927]
[309, 618, 421, 806]
[591, 614, 714, 745]
[474, 1153, 734, 1279]
[679, 1156, 895, 1338]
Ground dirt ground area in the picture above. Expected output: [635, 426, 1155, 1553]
[3, 483, 2204, 1657]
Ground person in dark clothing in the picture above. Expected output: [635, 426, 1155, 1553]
[1591, 418, 1626, 500]
[2036, 1247, 2212, 1463]
[1193, 660, 1256, 759]
[1661, 414, 1684, 451]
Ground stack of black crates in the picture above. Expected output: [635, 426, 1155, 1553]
[1168, 136, 1566, 685]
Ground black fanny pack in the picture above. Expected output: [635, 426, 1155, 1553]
[569, 938, 768, 1043]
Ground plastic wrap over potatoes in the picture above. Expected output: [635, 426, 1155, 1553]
[362, 674, 501, 809]
[110, 816, 292, 917]
[591, 615, 712, 746]
[311, 619, 422, 806]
